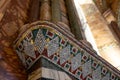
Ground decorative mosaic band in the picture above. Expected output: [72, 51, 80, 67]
[14, 21, 120, 80]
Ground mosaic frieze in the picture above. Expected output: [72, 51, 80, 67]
[34, 29, 46, 55]
[71, 53, 81, 71]
[15, 24, 120, 80]
[47, 36, 59, 57]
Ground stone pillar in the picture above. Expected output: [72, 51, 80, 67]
[28, 0, 40, 23]
[64, 0, 85, 40]
[51, 0, 61, 22]
[40, 0, 51, 21]
[60, 0, 70, 26]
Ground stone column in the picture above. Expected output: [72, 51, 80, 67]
[64, 0, 85, 40]
[59, 0, 70, 30]
[51, 0, 61, 22]
[40, 0, 51, 21]
[28, 0, 40, 23]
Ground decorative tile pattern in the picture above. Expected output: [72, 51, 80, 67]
[46, 30, 54, 39]
[82, 52, 89, 62]
[26, 32, 33, 41]
[86, 76, 92, 80]
[47, 37, 59, 57]
[71, 47, 78, 54]
[59, 45, 71, 64]
[23, 40, 36, 58]
[75, 70, 82, 79]
[52, 55, 59, 63]
[101, 73, 110, 80]
[71, 53, 81, 71]
[64, 63, 70, 70]
[110, 74, 116, 80]
[82, 60, 92, 78]
[92, 66, 101, 80]
[60, 39, 67, 47]
[102, 67, 107, 75]
[18, 43, 23, 51]
[34, 29, 46, 54]
[26, 57, 33, 66]
[16, 50, 26, 66]
[92, 61, 98, 69]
